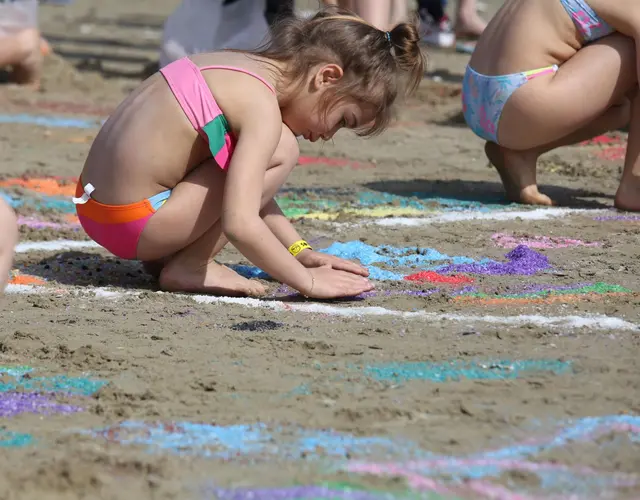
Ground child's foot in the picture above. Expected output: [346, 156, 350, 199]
[614, 178, 640, 212]
[159, 260, 266, 297]
[485, 142, 554, 206]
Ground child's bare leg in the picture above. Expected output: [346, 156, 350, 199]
[0, 28, 43, 86]
[615, 91, 640, 211]
[491, 33, 637, 206]
[137, 125, 299, 296]
[486, 100, 631, 205]
[0, 199, 18, 293]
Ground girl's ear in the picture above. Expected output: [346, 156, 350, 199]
[312, 63, 344, 90]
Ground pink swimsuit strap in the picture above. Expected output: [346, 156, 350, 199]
[199, 64, 276, 95]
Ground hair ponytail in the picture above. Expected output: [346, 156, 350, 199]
[388, 21, 425, 96]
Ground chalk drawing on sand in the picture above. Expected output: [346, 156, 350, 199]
[0, 392, 82, 418]
[0, 430, 33, 448]
[0, 365, 106, 396]
[88, 421, 426, 461]
[206, 482, 430, 500]
[290, 359, 572, 397]
[362, 207, 603, 226]
[3, 280, 636, 331]
[454, 282, 634, 306]
[2, 176, 595, 225]
[491, 232, 601, 249]
[232, 241, 551, 281]
[360, 359, 572, 384]
[346, 415, 640, 499]
[5, 278, 634, 331]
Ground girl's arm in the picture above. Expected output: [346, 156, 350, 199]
[221, 87, 314, 293]
[260, 198, 307, 251]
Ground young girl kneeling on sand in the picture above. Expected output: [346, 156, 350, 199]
[463, 0, 639, 209]
[73, 10, 425, 299]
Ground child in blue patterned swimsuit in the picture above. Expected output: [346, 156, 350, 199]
[462, 0, 640, 211]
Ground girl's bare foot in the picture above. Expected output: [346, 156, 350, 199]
[159, 259, 266, 297]
[484, 142, 554, 206]
[614, 177, 640, 212]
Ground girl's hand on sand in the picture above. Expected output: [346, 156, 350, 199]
[302, 267, 374, 299]
[296, 250, 369, 277]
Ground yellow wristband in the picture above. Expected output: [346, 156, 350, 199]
[288, 239, 312, 257]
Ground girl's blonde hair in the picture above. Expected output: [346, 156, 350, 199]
[250, 7, 426, 136]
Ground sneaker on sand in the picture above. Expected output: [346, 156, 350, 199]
[419, 13, 455, 49]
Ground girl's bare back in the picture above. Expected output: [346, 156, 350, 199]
[81, 52, 278, 206]
[470, 0, 582, 75]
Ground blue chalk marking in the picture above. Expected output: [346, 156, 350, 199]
[361, 359, 573, 383]
[0, 430, 34, 448]
[0, 191, 76, 214]
[233, 241, 492, 281]
[0, 368, 107, 396]
[389, 415, 640, 497]
[90, 421, 426, 461]
[0, 114, 102, 129]
[481, 415, 640, 461]
[0, 366, 34, 378]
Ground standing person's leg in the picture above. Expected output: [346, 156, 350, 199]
[455, 0, 486, 38]
[352, 0, 392, 30]
[389, 0, 408, 26]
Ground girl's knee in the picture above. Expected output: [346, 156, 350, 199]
[272, 124, 300, 168]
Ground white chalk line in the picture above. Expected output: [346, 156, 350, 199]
[340, 208, 606, 227]
[15, 240, 101, 254]
[4, 284, 637, 331]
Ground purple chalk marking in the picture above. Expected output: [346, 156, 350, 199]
[357, 289, 439, 299]
[17, 216, 80, 230]
[594, 215, 640, 221]
[211, 486, 385, 500]
[0, 392, 81, 418]
[437, 245, 550, 276]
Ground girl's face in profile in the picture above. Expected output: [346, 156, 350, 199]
[281, 64, 375, 142]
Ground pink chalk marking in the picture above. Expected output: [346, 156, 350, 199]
[465, 481, 542, 500]
[348, 463, 455, 496]
[297, 156, 374, 170]
[491, 233, 601, 250]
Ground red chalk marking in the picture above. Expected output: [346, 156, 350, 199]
[580, 135, 623, 146]
[297, 156, 374, 170]
[595, 145, 626, 162]
[404, 271, 474, 285]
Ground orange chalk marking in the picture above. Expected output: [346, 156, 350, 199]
[8, 274, 46, 286]
[0, 177, 78, 197]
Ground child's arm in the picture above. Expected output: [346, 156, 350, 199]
[0, 199, 18, 293]
[221, 85, 371, 298]
[260, 198, 369, 276]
